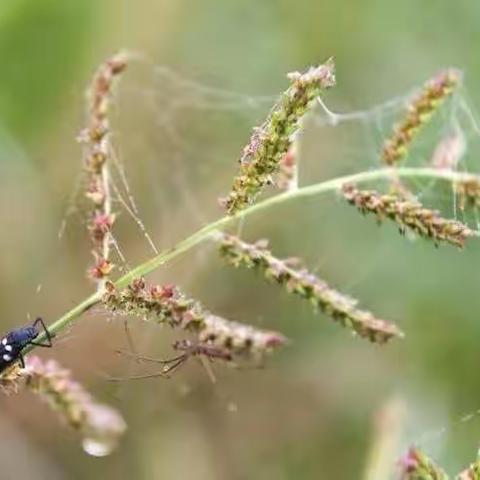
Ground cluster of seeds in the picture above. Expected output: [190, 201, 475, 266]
[342, 184, 474, 248]
[221, 59, 335, 214]
[103, 278, 286, 360]
[218, 233, 402, 344]
[382, 69, 461, 166]
[78, 52, 128, 286]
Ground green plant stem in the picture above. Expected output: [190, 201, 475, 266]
[31, 166, 479, 348]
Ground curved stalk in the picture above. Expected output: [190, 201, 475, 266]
[32, 166, 478, 347]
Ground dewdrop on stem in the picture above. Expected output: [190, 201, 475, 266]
[81, 404, 127, 457]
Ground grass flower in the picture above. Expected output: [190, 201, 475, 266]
[221, 59, 335, 214]
[103, 278, 286, 360]
[382, 69, 461, 166]
[342, 183, 474, 248]
[218, 233, 402, 343]
[78, 52, 128, 288]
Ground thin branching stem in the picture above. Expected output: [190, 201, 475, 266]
[30, 166, 479, 349]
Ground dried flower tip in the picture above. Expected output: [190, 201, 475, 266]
[342, 183, 474, 248]
[398, 447, 448, 479]
[431, 129, 466, 170]
[103, 280, 287, 360]
[81, 52, 127, 170]
[25, 356, 126, 456]
[382, 68, 461, 166]
[87, 52, 128, 126]
[219, 234, 402, 344]
[222, 59, 335, 214]
[89, 257, 114, 280]
[455, 177, 480, 211]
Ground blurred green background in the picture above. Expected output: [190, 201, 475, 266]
[1, 0, 480, 478]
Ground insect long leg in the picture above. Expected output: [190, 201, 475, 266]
[109, 341, 234, 382]
[116, 349, 186, 365]
[108, 370, 175, 382]
[31, 317, 53, 347]
[18, 353, 25, 369]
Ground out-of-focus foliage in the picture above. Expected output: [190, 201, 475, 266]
[0, 0, 96, 141]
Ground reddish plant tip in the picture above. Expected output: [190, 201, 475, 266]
[399, 447, 421, 473]
[150, 284, 175, 299]
[398, 447, 448, 479]
[89, 258, 114, 280]
[90, 213, 115, 243]
[93, 212, 115, 230]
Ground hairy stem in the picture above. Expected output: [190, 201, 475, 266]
[32, 166, 479, 347]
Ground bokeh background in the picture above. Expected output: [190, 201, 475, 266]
[1, 1, 480, 478]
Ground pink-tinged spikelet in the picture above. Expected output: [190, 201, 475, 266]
[382, 69, 461, 166]
[79, 52, 128, 287]
[398, 447, 448, 479]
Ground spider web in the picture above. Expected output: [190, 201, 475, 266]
[54, 58, 480, 464]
